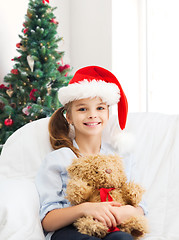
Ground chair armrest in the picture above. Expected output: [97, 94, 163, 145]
[0, 178, 45, 239]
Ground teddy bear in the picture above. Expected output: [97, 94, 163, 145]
[66, 154, 148, 239]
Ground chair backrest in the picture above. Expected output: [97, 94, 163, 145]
[0, 117, 52, 180]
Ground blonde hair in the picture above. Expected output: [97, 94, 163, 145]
[48, 105, 80, 157]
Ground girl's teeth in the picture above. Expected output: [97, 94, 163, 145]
[86, 123, 98, 126]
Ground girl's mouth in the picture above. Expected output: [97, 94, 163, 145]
[83, 122, 101, 126]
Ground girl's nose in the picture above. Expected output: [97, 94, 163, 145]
[88, 110, 97, 119]
[88, 115, 97, 119]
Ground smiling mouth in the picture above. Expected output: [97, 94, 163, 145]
[83, 122, 101, 126]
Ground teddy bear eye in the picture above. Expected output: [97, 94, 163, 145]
[95, 171, 98, 174]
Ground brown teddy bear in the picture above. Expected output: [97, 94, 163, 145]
[66, 154, 148, 239]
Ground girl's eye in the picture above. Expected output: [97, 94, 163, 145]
[97, 106, 104, 110]
[78, 108, 86, 111]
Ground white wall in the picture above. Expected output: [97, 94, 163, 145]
[0, 0, 112, 83]
[112, 0, 141, 113]
[70, 0, 112, 73]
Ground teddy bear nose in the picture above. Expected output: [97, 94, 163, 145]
[105, 169, 112, 174]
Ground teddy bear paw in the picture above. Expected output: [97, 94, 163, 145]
[74, 216, 109, 238]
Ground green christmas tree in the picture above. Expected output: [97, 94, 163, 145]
[0, 0, 72, 153]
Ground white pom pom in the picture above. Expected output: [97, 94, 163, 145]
[102, 115, 135, 155]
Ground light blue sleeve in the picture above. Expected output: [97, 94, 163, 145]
[35, 147, 77, 221]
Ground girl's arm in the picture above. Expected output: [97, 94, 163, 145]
[109, 205, 144, 226]
[42, 201, 121, 232]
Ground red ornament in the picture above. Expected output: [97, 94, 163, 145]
[16, 43, 21, 48]
[30, 89, 38, 101]
[0, 84, 9, 90]
[23, 28, 28, 34]
[11, 69, 19, 75]
[4, 118, 13, 126]
[50, 18, 59, 24]
[42, 0, 49, 4]
[58, 64, 70, 72]
[23, 22, 27, 27]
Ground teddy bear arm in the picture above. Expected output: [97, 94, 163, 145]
[122, 182, 145, 206]
[66, 178, 93, 205]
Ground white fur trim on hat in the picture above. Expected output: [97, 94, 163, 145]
[58, 79, 120, 106]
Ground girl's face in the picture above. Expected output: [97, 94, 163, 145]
[66, 97, 109, 138]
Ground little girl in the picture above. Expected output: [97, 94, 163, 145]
[35, 66, 147, 240]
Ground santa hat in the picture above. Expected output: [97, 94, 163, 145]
[58, 66, 128, 130]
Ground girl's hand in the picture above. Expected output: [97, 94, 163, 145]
[110, 205, 144, 225]
[81, 201, 121, 228]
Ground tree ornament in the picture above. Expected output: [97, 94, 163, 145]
[47, 86, 51, 94]
[23, 22, 27, 27]
[30, 89, 38, 101]
[4, 117, 13, 126]
[37, 97, 42, 104]
[11, 69, 19, 75]
[16, 42, 26, 51]
[58, 64, 70, 72]
[6, 89, 14, 97]
[20, 44, 27, 52]
[27, 55, 35, 72]
[42, 0, 49, 4]
[46, 8, 51, 13]
[50, 18, 59, 24]
[27, 9, 33, 19]
[0, 123, 2, 129]
[16, 43, 21, 48]
[23, 28, 28, 34]
[0, 84, 9, 90]
[22, 106, 32, 116]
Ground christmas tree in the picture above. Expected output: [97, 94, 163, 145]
[0, 0, 72, 153]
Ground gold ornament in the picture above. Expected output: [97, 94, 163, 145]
[27, 10, 33, 19]
[23, 82, 27, 86]
[20, 45, 27, 52]
[36, 74, 40, 78]
[44, 57, 48, 61]
[47, 86, 51, 94]
[40, 43, 43, 46]
[46, 8, 51, 13]
[0, 123, 2, 129]
[6, 89, 13, 97]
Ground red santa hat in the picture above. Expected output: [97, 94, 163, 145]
[58, 66, 128, 130]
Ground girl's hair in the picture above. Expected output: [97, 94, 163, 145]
[48, 106, 80, 157]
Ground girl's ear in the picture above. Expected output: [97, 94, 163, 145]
[66, 111, 72, 125]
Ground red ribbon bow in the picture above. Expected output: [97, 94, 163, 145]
[99, 188, 115, 202]
[99, 188, 120, 233]
[42, 0, 49, 4]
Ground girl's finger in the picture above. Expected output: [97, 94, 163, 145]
[109, 201, 121, 207]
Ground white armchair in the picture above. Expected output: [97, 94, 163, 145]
[0, 113, 179, 240]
